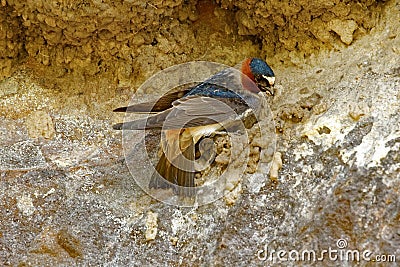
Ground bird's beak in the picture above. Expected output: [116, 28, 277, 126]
[265, 86, 275, 96]
[262, 75, 275, 96]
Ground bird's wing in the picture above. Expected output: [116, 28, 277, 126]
[113, 63, 260, 114]
[113, 88, 192, 113]
[113, 95, 250, 130]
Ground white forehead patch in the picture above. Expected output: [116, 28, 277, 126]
[262, 75, 275, 86]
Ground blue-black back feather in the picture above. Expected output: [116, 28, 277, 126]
[185, 82, 241, 99]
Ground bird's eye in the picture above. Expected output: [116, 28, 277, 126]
[254, 75, 275, 96]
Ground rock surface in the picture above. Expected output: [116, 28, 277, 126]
[1, 0, 399, 266]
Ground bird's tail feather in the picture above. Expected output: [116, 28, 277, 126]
[149, 140, 196, 196]
[112, 118, 150, 130]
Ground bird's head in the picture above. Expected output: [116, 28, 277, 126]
[241, 58, 275, 96]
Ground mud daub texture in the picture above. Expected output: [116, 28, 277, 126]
[218, 0, 383, 56]
[4, 0, 198, 81]
[1, 0, 385, 81]
[0, 3, 25, 80]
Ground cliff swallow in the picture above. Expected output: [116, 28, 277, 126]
[113, 58, 275, 196]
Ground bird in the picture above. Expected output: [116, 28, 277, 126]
[113, 58, 275, 196]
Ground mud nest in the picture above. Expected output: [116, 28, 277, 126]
[1, 0, 385, 83]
